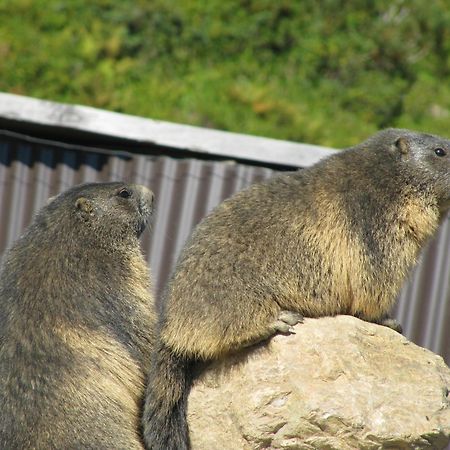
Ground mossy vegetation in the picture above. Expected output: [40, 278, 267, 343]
[1, 0, 450, 147]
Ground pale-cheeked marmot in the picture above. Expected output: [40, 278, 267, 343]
[142, 128, 450, 450]
[0, 182, 156, 449]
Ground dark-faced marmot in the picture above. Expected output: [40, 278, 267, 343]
[0, 182, 156, 449]
[142, 128, 450, 450]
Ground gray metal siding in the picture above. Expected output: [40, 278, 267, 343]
[394, 219, 450, 360]
[0, 137, 449, 364]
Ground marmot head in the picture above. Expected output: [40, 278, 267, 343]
[366, 129, 450, 213]
[41, 182, 154, 247]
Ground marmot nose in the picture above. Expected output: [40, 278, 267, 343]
[133, 184, 155, 205]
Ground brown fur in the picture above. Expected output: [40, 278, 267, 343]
[0, 182, 156, 449]
[142, 128, 450, 450]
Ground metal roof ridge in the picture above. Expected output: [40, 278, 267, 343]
[0, 92, 337, 167]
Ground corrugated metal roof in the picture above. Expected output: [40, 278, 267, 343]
[0, 133, 276, 296]
[0, 132, 448, 365]
[394, 219, 450, 360]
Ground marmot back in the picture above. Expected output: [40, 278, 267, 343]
[0, 182, 156, 449]
[142, 128, 450, 450]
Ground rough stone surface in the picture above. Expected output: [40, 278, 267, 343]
[188, 315, 450, 450]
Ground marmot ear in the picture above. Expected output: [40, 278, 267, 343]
[394, 137, 409, 155]
[46, 195, 57, 205]
[75, 197, 94, 219]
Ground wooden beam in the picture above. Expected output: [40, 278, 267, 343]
[0, 93, 337, 167]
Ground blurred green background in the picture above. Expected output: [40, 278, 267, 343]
[1, 0, 450, 148]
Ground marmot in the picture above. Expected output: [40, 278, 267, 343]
[142, 128, 450, 450]
[0, 182, 156, 449]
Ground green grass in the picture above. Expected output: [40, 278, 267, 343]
[2, 0, 450, 148]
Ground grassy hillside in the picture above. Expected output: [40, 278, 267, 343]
[1, 0, 450, 147]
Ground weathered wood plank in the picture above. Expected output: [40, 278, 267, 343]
[0, 93, 337, 167]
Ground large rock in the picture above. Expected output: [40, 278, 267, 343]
[188, 315, 450, 450]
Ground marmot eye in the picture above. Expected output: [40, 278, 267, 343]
[434, 147, 447, 157]
[118, 188, 132, 199]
